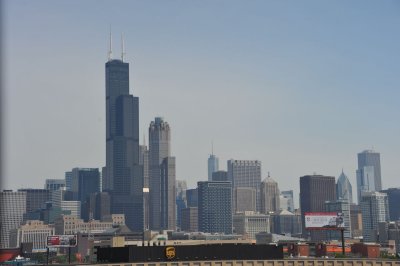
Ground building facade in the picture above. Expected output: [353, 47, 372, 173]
[280, 190, 294, 212]
[234, 187, 256, 213]
[103, 57, 143, 232]
[181, 207, 198, 232]
[17, 189, 51, 213]
[271, 210, 302, 236]
[198, 181, 232, 234]
[227, 160, 262, 211]
[260, 177, 280, 214]
[149, 117, 172, 230]
[336, 171, 353, 203]
[45, 179, 66, 191]
[0, 190, 27, 248]
[233, 211, 270, 240]
[299, 175, 336, 241]
[212, 171, 228, 182]
[325, 200, 352, 240]
[360, 191, 389, 242]
[356, 150, 382, 203]
[9, 220, 55, 249]
[160, 157, 176, 230]
[186, 188, 198, 208]
[381, 188, 400, 221]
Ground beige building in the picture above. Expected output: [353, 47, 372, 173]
[260, 177, 280, 214]
[233, 211, 270, 240]
[9, 220, 55, 249]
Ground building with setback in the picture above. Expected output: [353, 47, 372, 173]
[260, 176, 280, 214]
[227, 160, 262, 212]
[208, 153, 219, 181]
[149, 117, 175, 230]
[0, 190, 26, 248]
[356, 150, 382, 203]
[299, 175, 336, 241]
[360, 191, 389, 242]
[336, 170, 353, 203]
[102, 52, 143, 231]
[198, 181, 232, 234]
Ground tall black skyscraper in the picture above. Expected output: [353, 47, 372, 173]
[102, 42, 143, 231]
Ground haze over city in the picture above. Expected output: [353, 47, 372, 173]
[3, 0, 400, 201]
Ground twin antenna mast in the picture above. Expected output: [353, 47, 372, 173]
[108, 27, 125, 62]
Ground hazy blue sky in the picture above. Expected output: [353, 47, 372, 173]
[3, 1, 400, 205]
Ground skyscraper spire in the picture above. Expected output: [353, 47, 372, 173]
[108, 26, 113, 61]
[211, 141, 214, 155]
[121, 33, 126, 62]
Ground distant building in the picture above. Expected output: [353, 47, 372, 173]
[71, 168, 100, 202]
[54, 215, 122, 235]
[45, 179, 66, 191]
[186, 188, 198, 208]
[381, 188, 400, 221]
[360, 191, 389, 242]
[82, 192, 111, 221]
[350, 203, 363, 238]
[228, 160, 262, 212]
[149, 117, 171, 230]
[336, 170, 353, 204]
[234, 187, 256, 213]
[181, 207, 198, 232]
[260, 176, 280, 213]
[198, 181, 232, 234]
[61, 201, 81, 218]
[139, 143, 150, 230]
[212, 171, 228, 182]
[325, 200, 351, 239]
[270, 210, 302, 236]
[18, 189, 51, 213]
[0, 190, 27, 248]
[280, 190, 294, 212]
[160, 157, 176, 230]
[208, 154, 219, 181]
[299, 175, 336, 241]
[65, 171, 72, 191]
[176, 180, 187, 229]
[377, 221, 400, 253]
[9, 220, 55, 249]
[356, 150, 382, 203]
[233, 211, 270, 240]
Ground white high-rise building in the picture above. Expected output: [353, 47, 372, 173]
[360, 191, 389, 242]
[0, 190, 27, 248]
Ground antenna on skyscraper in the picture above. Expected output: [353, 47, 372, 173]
[211, 141, 214, 155]
[108, 25, 113, 61]
[121, 33, 126, 62]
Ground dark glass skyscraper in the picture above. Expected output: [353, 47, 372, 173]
[356, 150, 382, 203]
[103, 57, 143, 231]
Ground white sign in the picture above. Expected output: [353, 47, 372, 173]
[305, 212, 344, 230]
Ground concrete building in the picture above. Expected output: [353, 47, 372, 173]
[260, 176, 280, 214]
[381, 188, 400, 221]
[198, 181, 232, 234]
[356, 150, 382, 203]
[227, 160, 262, 211]
[350, 203, 363, 238]
[102, 56, 143, 232]
[181, 207, 198, 232]
[0, 190, 27, 248]
[9, 220, 55, 249]
[233, 211, 270, 240]
[149, 117, 172, 230]
[208, 154, 219, 181]
[299, 175, 336, 241]
[337, 170, 353, 204]
[360, 191, 389, 242]
[234, 187, 256, 213]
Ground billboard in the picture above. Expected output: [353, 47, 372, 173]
[305, 212, 344, 230]
[47, 235, 77, 247]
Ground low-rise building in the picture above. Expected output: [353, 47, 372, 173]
[9, 220, 55, 249]
[233, 211, 270, 240]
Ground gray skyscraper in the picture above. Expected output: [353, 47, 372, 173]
[103, 53, 143, 231]
[0, 190, 26, 248]
[139, 143, 150, 229]
[149, 117, 173, 230]
[208, 153, 219, 181]
[360, 191, 389, 242]
[198, 181, 232, 234]
[381, 188, 400, 221]
[336, 170, 353, 204]
[299, 175, 336, 241]
[71, 168, 100, 203]
[160, 156, 176, 230]
[356, 150, 382, 203]
[227, 160, 262, 211]
[260, 176, 280, 214]
[280, 190, 294, 212]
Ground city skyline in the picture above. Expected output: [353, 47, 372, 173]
[3, 1, 400, 200]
